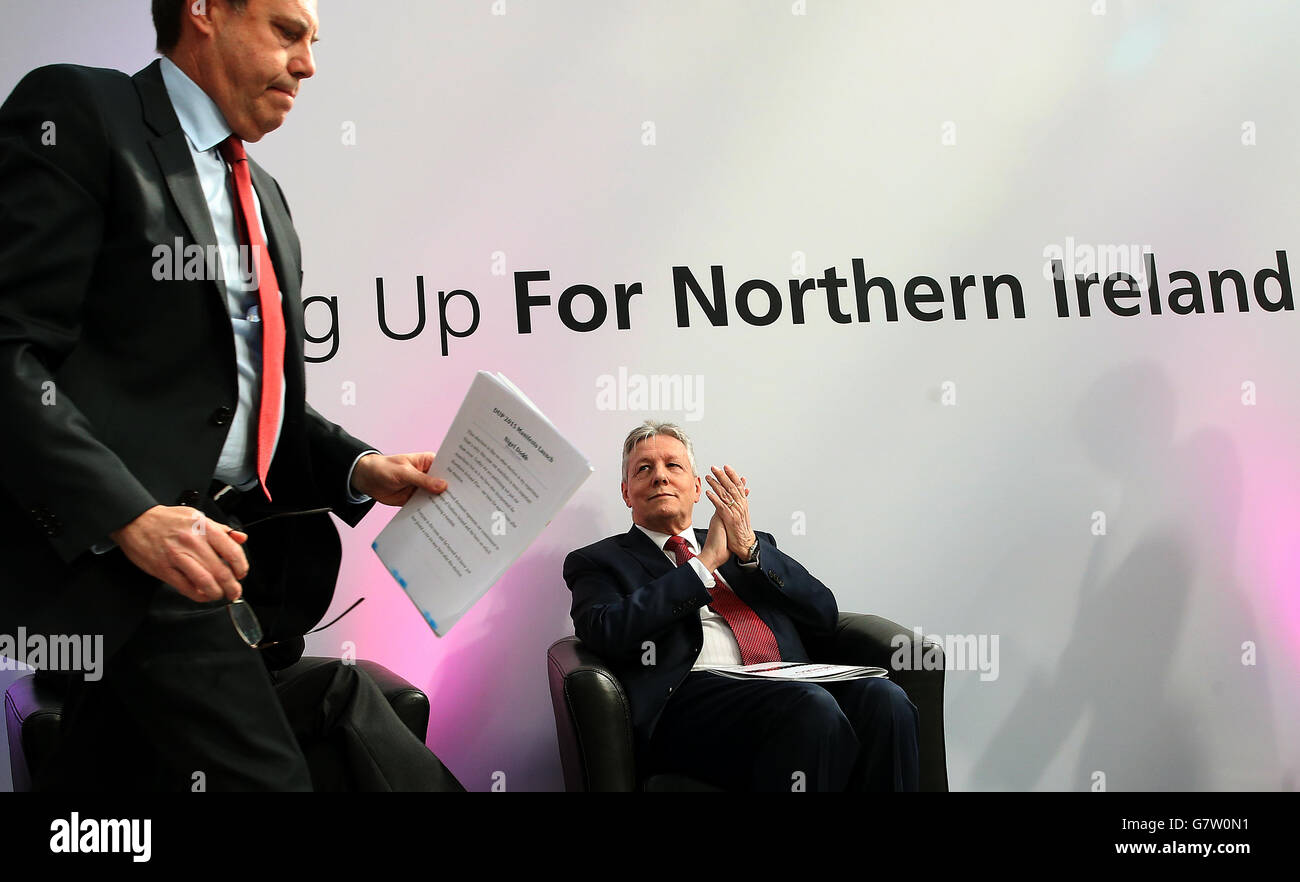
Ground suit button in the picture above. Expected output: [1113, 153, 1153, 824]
[177, 490, 201, 507]
[210, 406, 234, 426]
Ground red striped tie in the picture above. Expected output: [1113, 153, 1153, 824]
[219, 136, 284, 502]
[665, 534, 781, 665]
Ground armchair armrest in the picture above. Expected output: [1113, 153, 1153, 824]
[547, 637, 638, 792]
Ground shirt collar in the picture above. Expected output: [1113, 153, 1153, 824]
[635, 523, 699, 556]
[159, 56, 232, 153]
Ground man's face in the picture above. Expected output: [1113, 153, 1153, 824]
[201, 0, 319, 141]
[621, 435, 701, 535]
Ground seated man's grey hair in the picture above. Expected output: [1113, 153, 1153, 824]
[621, 421, 697, 481]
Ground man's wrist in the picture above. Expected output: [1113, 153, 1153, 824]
[686, 557, 716, 588]
[346, 450, 382, 503]
[697, 548, 726, 571]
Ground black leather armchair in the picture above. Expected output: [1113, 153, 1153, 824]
[547, 612, 949, 791]
[3, 657, 430, 792]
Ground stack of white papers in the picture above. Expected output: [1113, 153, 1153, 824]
[372, 371, 593, 635]
[706, 662, 889, 682]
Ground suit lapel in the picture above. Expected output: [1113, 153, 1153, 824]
[618, 526, 674, 581]
[133, 60, 230, 306]
[248, 162, 299, 305]
[624, 524, 762, 610]
[248, 161, 305, 396]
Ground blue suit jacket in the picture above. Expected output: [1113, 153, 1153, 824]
[563, 525, 839, 750]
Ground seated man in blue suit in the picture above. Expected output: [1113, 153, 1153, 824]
[563, 421, 920, 791]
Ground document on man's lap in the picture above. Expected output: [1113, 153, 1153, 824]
[704, 662, 889, 682]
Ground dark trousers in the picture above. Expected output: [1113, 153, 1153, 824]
[644, 671, 920, 792]
[36, 583, 463, 792]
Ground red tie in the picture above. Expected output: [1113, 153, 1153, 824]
[664, 534, 781, 666]
[219, 136, 284, 502]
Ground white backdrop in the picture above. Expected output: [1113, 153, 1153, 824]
[2, 0, 1297, 791]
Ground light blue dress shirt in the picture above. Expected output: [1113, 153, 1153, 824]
[160, 57, 285, 491]
[159, 59, 373, 503]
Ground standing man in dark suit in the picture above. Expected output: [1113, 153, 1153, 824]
[0, 0, 462, 790]
[563, 421, 920, 790]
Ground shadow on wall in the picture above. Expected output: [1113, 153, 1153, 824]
[971, 361, 1279, 790]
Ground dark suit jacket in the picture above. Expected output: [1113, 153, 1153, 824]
[0, 60, 375, 663]
[563, 525, 838, 751]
